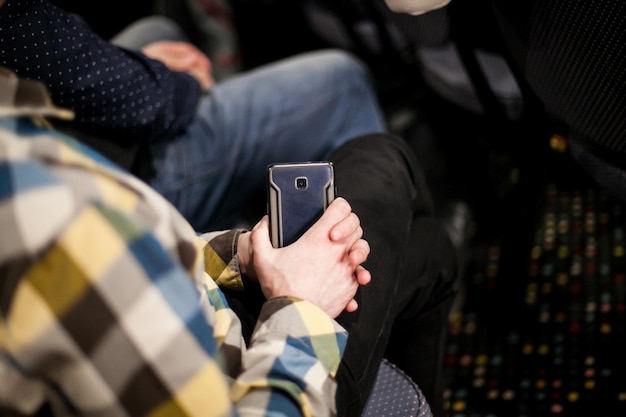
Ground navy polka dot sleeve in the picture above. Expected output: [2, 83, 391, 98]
[0, 0, 201, 143]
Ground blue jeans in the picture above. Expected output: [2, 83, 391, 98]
[113, 17, 387, 231]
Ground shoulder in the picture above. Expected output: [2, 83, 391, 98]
[0, 120, 79, 263]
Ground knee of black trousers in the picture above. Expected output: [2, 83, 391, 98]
[393, 216, 460, 322]
[330, 133, 434, 217]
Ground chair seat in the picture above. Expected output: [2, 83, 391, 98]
[362, 359, 433, 417]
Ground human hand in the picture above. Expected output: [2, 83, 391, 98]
[238, 198, 371, 318]
[141, 41, 214, 90]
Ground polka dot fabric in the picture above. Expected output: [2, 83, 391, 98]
[362, 359, 433, 417]
[0, 0, 201, 143]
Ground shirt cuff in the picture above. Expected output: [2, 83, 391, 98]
[197, 229, 248, 290]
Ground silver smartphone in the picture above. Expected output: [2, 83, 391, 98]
[267, 162, 336, 248]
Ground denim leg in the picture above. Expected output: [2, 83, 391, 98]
[330, 134, 458, 417]
[149, 49, 386, 231]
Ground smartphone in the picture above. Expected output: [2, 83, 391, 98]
[267, 162, 335, 247]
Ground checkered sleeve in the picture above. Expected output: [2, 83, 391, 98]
[197, 224, 350, 415]
[0, 202, 235, 416]
[198, 272, 348, 417]
[198, 229, 247, 291]
[233, 297, 348, 417]
[197, 229, 349, 416]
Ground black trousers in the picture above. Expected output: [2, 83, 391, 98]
[225, 133, 459, 417]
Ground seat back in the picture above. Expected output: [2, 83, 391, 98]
[487, 0, 625, 198]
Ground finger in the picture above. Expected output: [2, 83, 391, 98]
[345, 298, 359, 313]
[144, 42, 196, 68]
[348, 239, 370, 265]
[252, 215, 269, 233]
[354, 265, 371, 286]
[330, 212, 361, 242]
[189, 68, 213, 91]
[250, 216, 273, 254]
[194, 51, 212, 73]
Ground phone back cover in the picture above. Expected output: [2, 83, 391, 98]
[268, 163, 334, 247]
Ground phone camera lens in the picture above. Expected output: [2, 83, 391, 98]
[296, 177, 308, 189]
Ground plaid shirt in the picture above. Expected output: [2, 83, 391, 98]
[0, 68, 347, 417]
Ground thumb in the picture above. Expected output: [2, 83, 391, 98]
[250, 215, 274, 254]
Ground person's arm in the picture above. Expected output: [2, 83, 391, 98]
[0, 202, 234, 416]
[199, 271, 348, 416]
[0, 0, 201, 143]
[0, 188, 347, 417]
[198, 198, 370, 416]
[0, 113, 349, 416]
